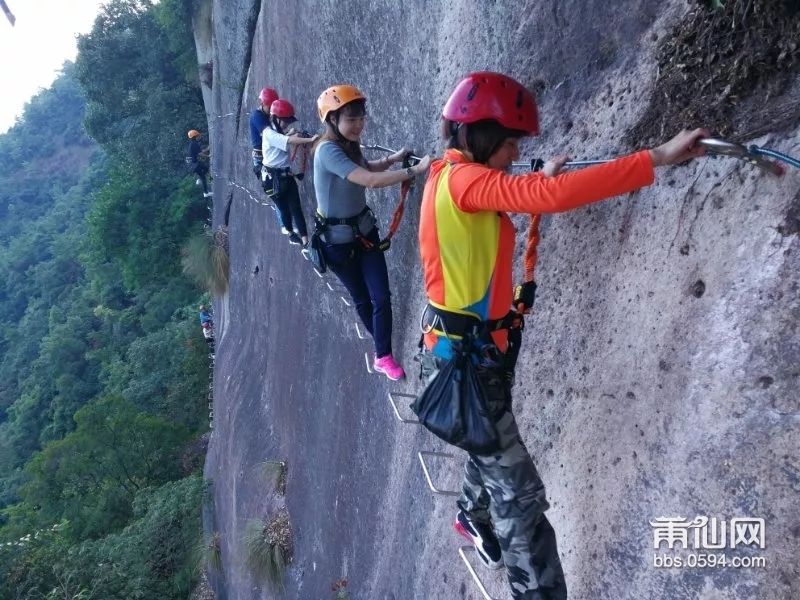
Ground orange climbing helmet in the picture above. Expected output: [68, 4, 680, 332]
[187, 129, 201, 139]
[270, 99, 296, 121]
[442, 72, 539, 135]
[317, 84, 367, 122]
[259, 87, 279, 107]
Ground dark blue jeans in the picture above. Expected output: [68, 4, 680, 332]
[272, 175, 308, 237]
[322, 228, 393, 358]
[193, 162, 209, 193]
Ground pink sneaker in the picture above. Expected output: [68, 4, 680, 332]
[373, 354, 405, 381]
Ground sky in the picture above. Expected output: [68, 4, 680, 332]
[0, 0, 105, 133]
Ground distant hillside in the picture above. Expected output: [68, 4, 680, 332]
[0, 63, 101, 424]
[0, 1, 214, 597]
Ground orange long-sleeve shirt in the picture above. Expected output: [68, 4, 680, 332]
[419, 148, 655, 356]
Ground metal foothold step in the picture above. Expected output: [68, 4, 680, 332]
[387, 392, 421, 424]
[417, 451, 460, 496]
[458, 546, 503, 600]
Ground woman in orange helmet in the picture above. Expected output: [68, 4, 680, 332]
[186, 129, 212, 197]
[313, 85, 431, 381]
[418, 71, 708, 599]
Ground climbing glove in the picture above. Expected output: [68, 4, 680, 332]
[513, 281, 537, 314]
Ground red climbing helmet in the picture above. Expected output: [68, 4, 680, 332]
[442, 72, 539, 135]
[270, 99, 296, 120]
[259, 87, 279, 107]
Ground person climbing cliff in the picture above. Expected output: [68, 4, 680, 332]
[262, 98, 319, 247]
[198, 304, 214, 356]
[249, 87, 279, 181]
[312, 84, 432, 381]
[186, 129, 212, 198]
[416, 71, 708, 600]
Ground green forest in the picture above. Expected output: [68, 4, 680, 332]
[0, 0, 214, 597]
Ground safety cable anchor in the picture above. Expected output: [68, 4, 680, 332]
[696, 138, 784, 176]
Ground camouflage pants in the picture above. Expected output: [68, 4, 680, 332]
[419, 352, 567, 600]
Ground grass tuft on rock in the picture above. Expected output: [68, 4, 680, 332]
[255, 460, 287, 496]
[182, 227, 229, 295]
[244, 510, 293, 591]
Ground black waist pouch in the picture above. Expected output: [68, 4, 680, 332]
[307, 217, 327, 275]
[411, 341, 501, 455]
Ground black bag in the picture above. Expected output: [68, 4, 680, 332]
[411, 342, 501, 455]
[307, 221, 327, 275]
[262, 172, 275, 197]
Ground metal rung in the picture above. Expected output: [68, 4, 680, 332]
[355, 322, 368, 339]
[341, 296, 351, 307]
[387, 392, 420, 424]
[315, 269, 323, 278]
[364, 352, 374, 374]
[458, 546, 502, 600]
[326, 281, 334, 291]
[417, 451, 460, 496]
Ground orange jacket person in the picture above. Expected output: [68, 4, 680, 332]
[418, 71, 707, 600]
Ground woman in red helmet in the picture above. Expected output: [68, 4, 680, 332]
[418, 71, 708, 599]
[249, 87, 279, 180]
[262, 98, 318, 247]
[313, 85, 432, 381]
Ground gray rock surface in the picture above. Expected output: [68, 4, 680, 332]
[200, 1, 799, 598]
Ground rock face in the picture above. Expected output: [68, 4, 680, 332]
[200, 1, 799, 598]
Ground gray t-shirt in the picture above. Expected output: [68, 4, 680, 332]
[313, 141, 377, 244]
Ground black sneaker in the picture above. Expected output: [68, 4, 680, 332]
[454, 510, 504, 570]
[300, 242, 311, 261]
[288, 232, 302, 245]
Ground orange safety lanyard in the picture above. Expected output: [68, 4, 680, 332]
[523, 213, 540, 283]
[289, 145, 308, 174]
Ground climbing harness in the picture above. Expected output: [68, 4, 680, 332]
[315, 144, 420, 255]
[418, 214, 540, 379]
[512, 137, 798, 176]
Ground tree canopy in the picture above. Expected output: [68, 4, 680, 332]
[0, 1, 212, 597]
